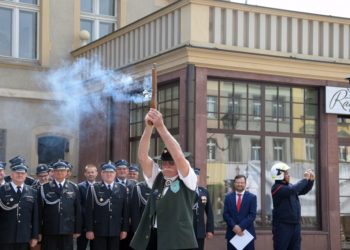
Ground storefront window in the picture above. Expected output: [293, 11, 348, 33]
[129, 83, 179, 163]
[207, 79, 318, 229]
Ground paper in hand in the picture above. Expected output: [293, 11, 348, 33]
[229, 229, 254, 250]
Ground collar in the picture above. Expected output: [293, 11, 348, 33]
[87, 181, 95, 185]
[104, 181, 115, 187]
[10, 181, 24, 190]
[236, 190, 245, 196]
[164, 175, 178, 182]
[0, 180, 5, 186]
[55, 179, 66, 187]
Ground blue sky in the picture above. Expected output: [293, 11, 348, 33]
[230, 0, 350, 18]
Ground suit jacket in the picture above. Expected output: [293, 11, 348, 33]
[85, 182, 129, 237]
[0, 183, 39, 243]
[223, 191, 257, 240]
[5, 175, 35, 186]
[193, 186, 214, 239]
[39, 180, 81, 235]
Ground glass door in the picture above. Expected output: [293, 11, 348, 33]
[337, 117, 350, 249]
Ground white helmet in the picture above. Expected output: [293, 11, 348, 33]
[271, 162, 290, 180]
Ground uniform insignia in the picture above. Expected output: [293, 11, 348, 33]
[170, 180, 180, 193]
[201, 196, 207, 204]
[10, 198, 13, 202]
[100, 198, 104, 202]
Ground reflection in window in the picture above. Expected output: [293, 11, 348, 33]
[207, 80, 318, 229]
[229, 137, 241, 162]
[339, 146, 349, 162]
[272, 97, 285, 121]
[305, 138, 315, 161]
[207, 96, 217, 118]
[273, 139, 285, 161]
[207, 138, 217, 161]
[251, 139, 261, 160]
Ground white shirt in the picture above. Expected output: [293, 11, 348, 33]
[104, 181, 115, 190]
[55, 179, 66, 188]
[10, 181, 24, 192]
[236, 190, 245, 204]
[144, 162, 197, 192]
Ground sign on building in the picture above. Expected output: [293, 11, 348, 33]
[325, 86, 350, 115]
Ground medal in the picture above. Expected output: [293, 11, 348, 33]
[100, 198, 103, 202]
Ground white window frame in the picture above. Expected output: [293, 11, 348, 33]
[80, 0, 117, 41]
[0, 0, 39, 59]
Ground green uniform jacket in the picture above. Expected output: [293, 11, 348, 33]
[130, 172, 198, 250]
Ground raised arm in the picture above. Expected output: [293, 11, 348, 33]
[138, 113, 155, 178]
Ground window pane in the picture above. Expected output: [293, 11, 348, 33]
[19, 11, 37, 59]
[266, 86, 277, 100]
[81, 0, 93, 12]
[80, 19, 93, 42]
[293, 103, 304, 118]
[305, 88, 318, 104]
[292, 88, 304, 103]
[279, 87, 290, 102]
[208, 80, 218, 96]
[293, 119, 304, 133]
[0, 8, 12, 57]
[99, 22, 114, 37]
[100, 0, 115, 16]
[207, 134, 261, 229]
[20, 0, 37, 4]
[220, 81, 233, 97]
[279, 118, 290, 133]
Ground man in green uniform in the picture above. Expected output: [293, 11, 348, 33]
[130, 108, 198, 250]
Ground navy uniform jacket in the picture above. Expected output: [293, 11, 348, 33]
[78, 181, 90, 230]
[223, 191, 257, 240]
[85, 182, 129, 237]
[130, 181, 151, 233]
[39, 180, 82, 235]
[0, 183, 39, 243]
[271, 179, 314, 224]
[193, 186, 214, 239]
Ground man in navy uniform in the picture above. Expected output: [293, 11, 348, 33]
[115, 159, 136, 250]
[223, 175, 257, 250]
[0, 161, 6, 186]
[271, 162, 315, 250]
[85, 162, 128, 250]
[32, 164, 50, 190]
[192, 168, 214, 250]
[128, 164, 140, 181]
[130, 108, 198, 250]
[39, 160, 81, 250]
[5, 156, 35, 186]
[0, 161, 39, 250]
[130, 178, 151, 234]
[77, 164, 98, 250]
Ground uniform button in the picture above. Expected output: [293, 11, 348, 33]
[18, 213, 21, 216]
[110, 216, 112, 219]
[18, 220, 21, 223]
[145, 235, 149, 239]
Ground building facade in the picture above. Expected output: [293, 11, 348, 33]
[72, 0, 350, 249]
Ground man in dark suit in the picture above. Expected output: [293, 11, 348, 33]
[0, 162, 39, 250]
[77, 164, 98, 250]
[39, 160, 81, 250]
[193, 168, 214, 250]
[223, 175, 257, 250]
[85, 162, 128, 250]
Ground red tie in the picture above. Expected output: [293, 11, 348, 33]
[237, 193, 242, 212]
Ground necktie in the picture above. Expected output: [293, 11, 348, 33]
[59, 183, 63, 194]
[17, 186, 22, 197]
[108, 184, 111, 190]
[237, 193, 242, 212]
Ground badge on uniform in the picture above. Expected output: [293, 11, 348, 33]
[201, 196, 207, 204]
[170, 180, 180, 193]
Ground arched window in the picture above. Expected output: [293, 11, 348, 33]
[37, 136, 68, 164]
